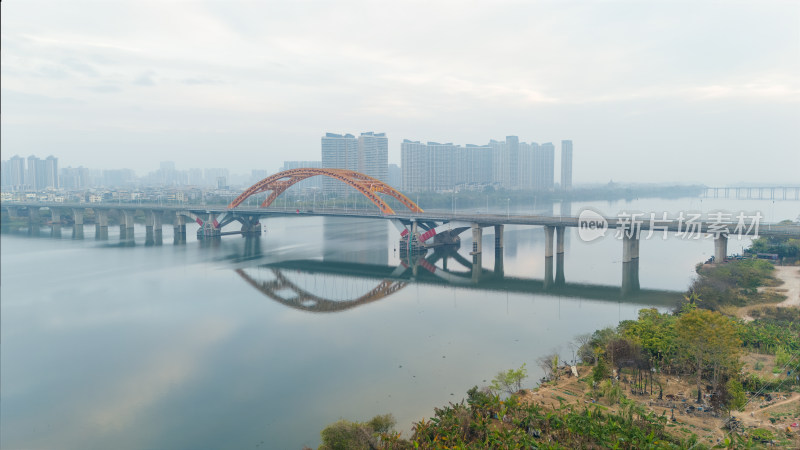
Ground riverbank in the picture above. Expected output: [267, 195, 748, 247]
[740, 265, 800, 321]
[316, 259, 800, 449]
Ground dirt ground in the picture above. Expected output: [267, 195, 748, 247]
[520, 366, 800, 448]
[773, 266, 800, 308]
[517, 264, 800, 447]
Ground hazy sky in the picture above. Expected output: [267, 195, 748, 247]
[2, 1, 798, 184]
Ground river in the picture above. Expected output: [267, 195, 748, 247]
[1, 197, 797, 449]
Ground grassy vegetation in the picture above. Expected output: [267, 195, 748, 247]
[689, 259, 781, 310]
[319, 390, 689, 449]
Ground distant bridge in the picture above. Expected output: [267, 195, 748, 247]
[702, 186, 800, 200]
[4, 169, 800, 298]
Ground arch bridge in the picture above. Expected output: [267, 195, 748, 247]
[227, 168, 423, 214]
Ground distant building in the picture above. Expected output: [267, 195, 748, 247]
[204, 168, 229, 187]
[60, 166, 90, 190]
[250, 169, 268, 184]
[561, 140, 573, 190]
[388, 163, 401, 188]
[505, 136, 519, 189]
[280, 160, 323, 192]
[401, 140, 493, 193]
[321, 132, 358, 195]
[534, 143, 555, 191]
[358, 132, 388, 182]
[321, 132, 388, 196]
[45, 155, 59, 189]
[2, 155, 26, 191]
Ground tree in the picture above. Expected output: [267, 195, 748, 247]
[592, 357, 610, 384]
[620, 308, 678, 367]
[490, 363, 528, 395]
[676, 309, 741, 403]
[537, 353, 560, 382]
[319, 414, 397, 450]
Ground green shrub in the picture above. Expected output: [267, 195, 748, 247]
[490, 363, 528, 395]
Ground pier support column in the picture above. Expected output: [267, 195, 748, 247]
[555, 253, 565, 286]
[622, 235, 640, 263]
[544, 256, 554, 290]
[556, 226, 565, 255]
[28, 207, 40, 226]
[173, 214, 186, 244]
[70, 207, 85, 240]
[119, 209, 135, 242]
[240, 216, 262, 236]
[494, 225, 504, 279]
[144, 210, 163, 245]
[50, 208, 62, 237]
[494, 225, 504, 250]
[471, 223, 483, 282]
[95, 209, 108, 240]
[714, 234, 728, 263]
[621, 260, 641, 297]
[472, 253, 482, 283]
[471, 223, 482, 255]
[544, 226, 554, 258]
[71, 208, 84, 226]
[50, 208, 62, 225]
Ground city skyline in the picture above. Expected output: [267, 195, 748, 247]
[2, 2, 797, 184]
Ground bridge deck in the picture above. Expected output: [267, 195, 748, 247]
[4, 202, 799, 237]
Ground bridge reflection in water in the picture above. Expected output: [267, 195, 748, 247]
[234, 240, 676, 314]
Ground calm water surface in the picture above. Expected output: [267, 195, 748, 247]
[1, 197, 797, 449]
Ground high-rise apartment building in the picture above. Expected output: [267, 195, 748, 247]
[281, 160, 323, 191]
[401, 140, 430, 192]
[322, 132, 388, 196]
[44, 155, 59, 189]
[388, 164, 401, 188]
[60, 166, 89, 189]
[2, 155, 26, 190]
[402, 141, 493, 193]
[505, 136, 520, 189]
[534, 143, 555, 191]
[321, 132, 358, 195]
[399, 135, 566, 193]
[358, 132, 388, 183]
[561, 140, 573, 190]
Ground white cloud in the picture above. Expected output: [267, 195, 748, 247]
[1, 0, 798, 183]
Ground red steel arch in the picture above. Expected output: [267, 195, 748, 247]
[227, 168, 423, 214]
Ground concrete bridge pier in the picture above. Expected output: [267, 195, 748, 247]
[494, 225, 504, 278]
[544, 256, 554, 290]
[95, 210, 108, 240]
[714, 234, 728, 263]
[555, 253, 566, 286]
[71, 208, 84, 226]
[240, 216, 262, 236]
[28, 207, 40, 226]
[50, 208, 62, 225]
[69, 207, 85, 239]
[543, 226, 556, 289]
[622, 234, 639, 263]
[49, 208, 62, 238]
[471, 224, 483, 282]
[145, 211, 163, 246]
[471, 223, 483, 255]
[173, 214, 187, 244]
[621, 260, 641, 297]
[119, 209, 135, 243]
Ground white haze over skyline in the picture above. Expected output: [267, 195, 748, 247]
[1, 1, 798, 185]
